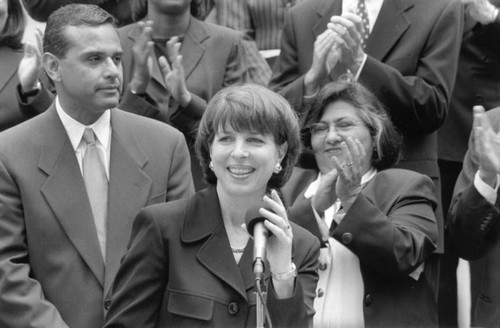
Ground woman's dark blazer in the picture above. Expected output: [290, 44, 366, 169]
[104, 187, 320, 328]
[282, 167, 439, 327]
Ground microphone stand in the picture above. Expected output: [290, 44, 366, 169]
[254, 257, 267, 328]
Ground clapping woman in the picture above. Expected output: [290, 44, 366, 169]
[104, 84, 320, 328]
[282, 80, 439, 327]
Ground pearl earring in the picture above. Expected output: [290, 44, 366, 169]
[274, 163, 282, 174]
[209, 161, 214, 170]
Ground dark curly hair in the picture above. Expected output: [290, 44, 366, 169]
[304, 80, 402, 171]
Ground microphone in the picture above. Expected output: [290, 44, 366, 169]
[245, 204, 273, 281]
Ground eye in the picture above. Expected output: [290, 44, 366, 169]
[335, 120, 355, 129]
[113, 54, 122, 65]
[87, 55, 101, 63]
[248, 137, 265, 144]
[216, 135, 233, 143]
[311, 123, 329, 134]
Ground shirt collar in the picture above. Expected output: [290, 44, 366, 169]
[55, 96, 111, 151]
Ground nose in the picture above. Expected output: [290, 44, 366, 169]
[325, 125, 343, 144]
[231, 140, 249, 159]
[103, 57, 121, 80]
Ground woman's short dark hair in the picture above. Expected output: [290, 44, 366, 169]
[305, 80, 402, 171]
[0, 0, 25, 50]
[43, 4, 115, 58]
[195, 84, 302, 189]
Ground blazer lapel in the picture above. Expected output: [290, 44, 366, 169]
[183, 188, 248, 300]
[104, 109, 152, 294]
[366, 0, 414, 61]
[39, 106, 105, 287]
[0, 48, 22, 93]
[312, 0, 342, 39]
[181, 17, 208, 80]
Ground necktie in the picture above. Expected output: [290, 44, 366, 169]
[356, 0, 370, 49]
[82, 128, 108, 262]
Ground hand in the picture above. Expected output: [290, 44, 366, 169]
[473, 106, 500, 187]
[468, 0, 498, 25]
[258, 190, 293, 275]
[327, 13, 365, 75]
[129, 20, 154, 95]
[18, 29, 43, 92]
[158, 37, 192, 107]
[330, 136, 365, 211]
[304, 29, 340, 96]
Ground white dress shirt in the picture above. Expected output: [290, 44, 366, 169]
[55, 97, 111, 179]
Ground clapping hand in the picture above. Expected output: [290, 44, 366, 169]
[304, 29, 341, 96]
[473, 106, 500, 187]
[327, 13, 365, 75]
[158, 37, 192, 107]
[466, 0, 498, 25]
[129, 20, 154, 95]
[18, 29, 43, 93]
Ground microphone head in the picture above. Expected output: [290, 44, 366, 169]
[245, 204, 264, 236]
[245, 204, 274, 237]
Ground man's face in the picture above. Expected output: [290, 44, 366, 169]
[149, 0, 191, 15]
[54, 24, 123, 119]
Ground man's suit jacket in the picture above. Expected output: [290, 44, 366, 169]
[0, 105, 195, 328]
[282, 167, 439, 327]
[118, 17, 248, 138]
[0, 47, 51, 132]
[448, 107, 500, 327]
[439, 0, 500, 163]
[268, 0, 463, 251]
[104, 187, 320, 328]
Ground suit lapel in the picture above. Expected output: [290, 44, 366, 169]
[312, 0, 342, 39]
[366, 0, 414, 61]
[181, 17, 208, 80]
[0, 48, 22, 93]
[183, 188, 249, 300]
[39, 106, 105, 287]
[104, 109, 152, 294]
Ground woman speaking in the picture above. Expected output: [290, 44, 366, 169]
[104, 84, 320, 328]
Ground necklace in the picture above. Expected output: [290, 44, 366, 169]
[231, 246, 246, 253]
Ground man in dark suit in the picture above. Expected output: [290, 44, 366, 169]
[269, 0, 463, 298]
[0, 5, 194, 328]
[448, 105, 500, 328]
[437, 0, 500, 325]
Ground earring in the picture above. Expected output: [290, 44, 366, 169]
[209, 161, 214, 170]
[274, 163, 282, 174]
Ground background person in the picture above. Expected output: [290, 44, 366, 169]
[282, 81, 439, 327]
[104, 84, 320, 328]
[0, 5, 194, 327]
[447, 105, 500, 328]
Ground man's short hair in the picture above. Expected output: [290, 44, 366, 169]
[43, 4, 115, 58]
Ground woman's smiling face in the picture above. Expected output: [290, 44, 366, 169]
[311, 100, 374, 174]
[210, 125, 286, 199]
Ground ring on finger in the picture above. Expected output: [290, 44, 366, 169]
[344, 162, 353, 167]
[285, 224, 291, 230]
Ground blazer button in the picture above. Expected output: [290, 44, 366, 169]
[341, 232, 353, 244]
[228, 302, 239, 316]
[364, 294, 373, 307]
[319, 262, 328, 271]
[317, 288, 324, 298]
[104, 298, 112, 310]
